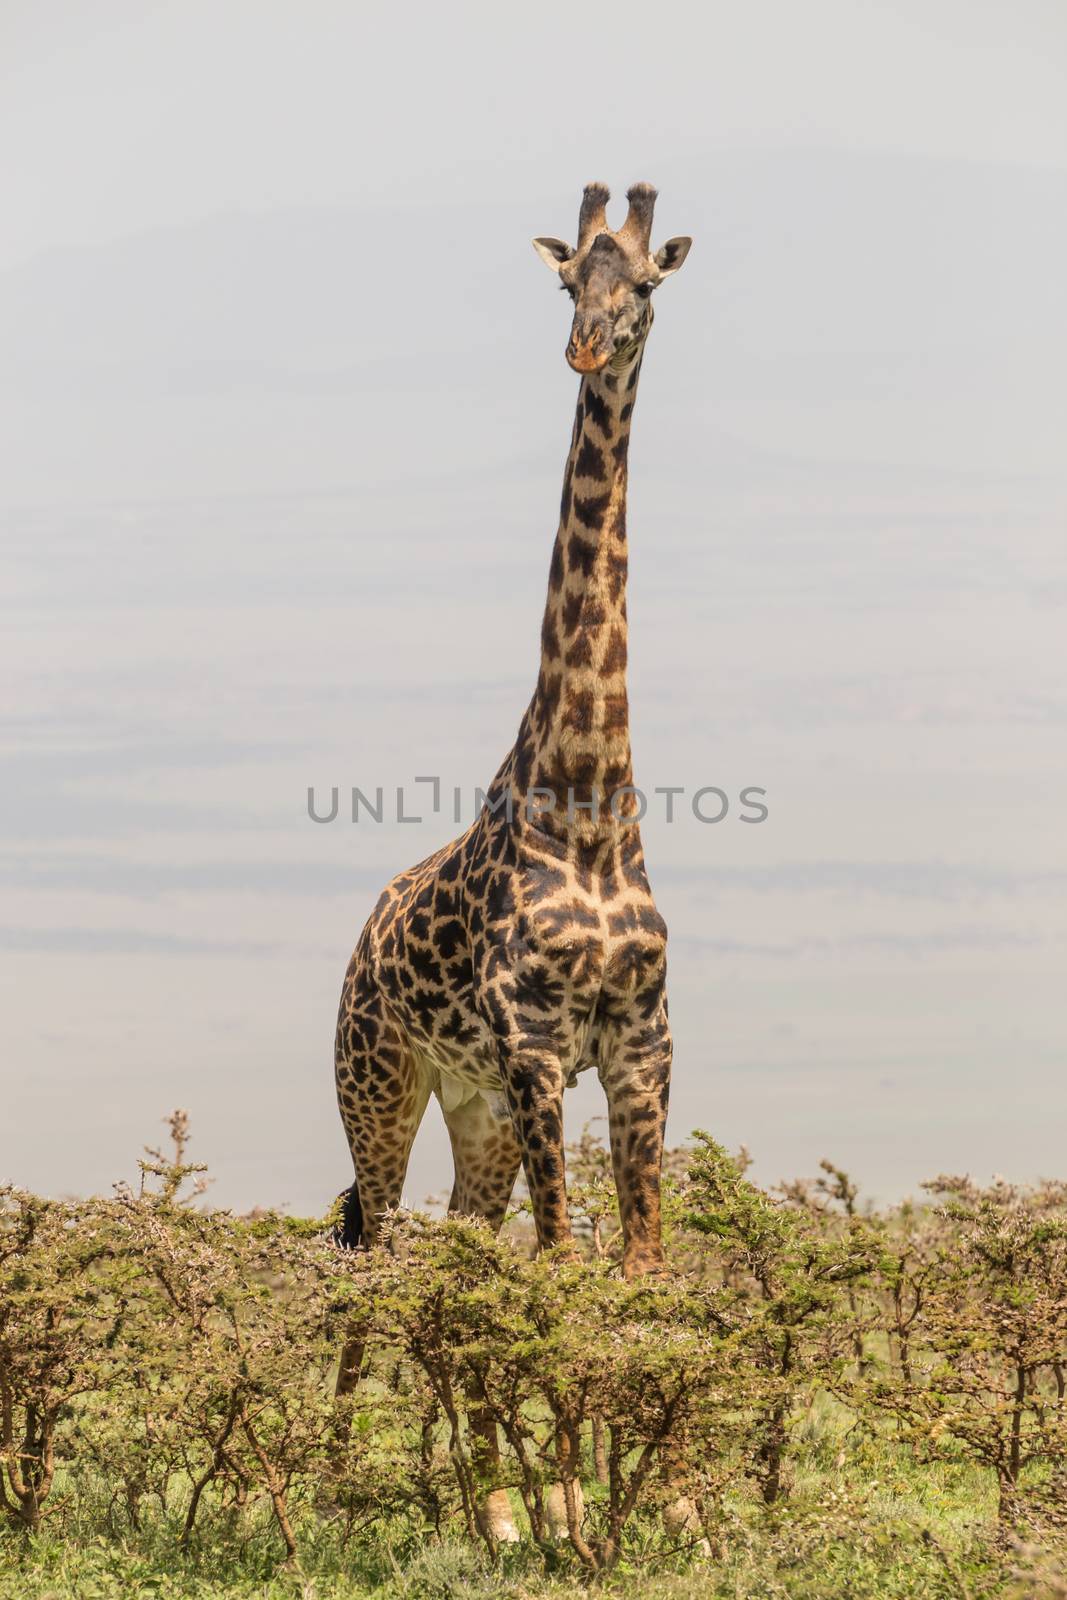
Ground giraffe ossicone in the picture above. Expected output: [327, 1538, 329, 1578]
[334, 180, 693, 1281]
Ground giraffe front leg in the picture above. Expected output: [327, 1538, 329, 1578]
[597, 997, 672, 1279]
[600, 1000, 697, 1546]
[499, 1043, 576, 1257]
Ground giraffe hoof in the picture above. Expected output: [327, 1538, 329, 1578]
[544, 1480, 584, 1540]
[484, 1488, 521, 1543]
[662, 1493, 712, 1555]
[623, 1259, 671, 1283]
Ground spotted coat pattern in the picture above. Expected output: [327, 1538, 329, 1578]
[335, 184, 690, 1280]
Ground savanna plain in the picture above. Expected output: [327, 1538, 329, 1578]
[3, 1113, 1066, 1600]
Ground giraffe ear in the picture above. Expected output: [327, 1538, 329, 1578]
[653, 236, 692, 278]
[532, 237, 575, 272]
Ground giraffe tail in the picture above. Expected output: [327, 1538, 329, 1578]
[331, 1176, 364, 1250]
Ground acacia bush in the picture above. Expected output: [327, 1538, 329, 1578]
[0, 1187, 133, 1529]
[344, 1212, 750, 1571]
[2, 1112, 1067, 1591]
[681, 1135, 877, 1507]
[859, 1174, 1067, 1524]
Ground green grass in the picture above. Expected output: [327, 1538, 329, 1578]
[2, 1407, 1058, 1600]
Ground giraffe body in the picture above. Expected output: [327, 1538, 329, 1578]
[335, 182, 691, 1275]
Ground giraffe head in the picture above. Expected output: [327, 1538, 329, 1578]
[533, 182, 691, 374]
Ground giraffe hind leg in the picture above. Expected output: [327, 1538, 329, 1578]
[440, 1086, 523, 1229]
[334, 955, 431, 1246]
[439, 1086, 525, 1541]
[334, 960, 430, 1395]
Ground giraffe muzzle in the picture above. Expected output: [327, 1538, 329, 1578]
[566, 323, 611, 374]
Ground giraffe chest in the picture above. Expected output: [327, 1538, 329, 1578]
[371, 829, 667, 1090]
[495, 829, 664, 1000]
[519, 884, 668, 1008]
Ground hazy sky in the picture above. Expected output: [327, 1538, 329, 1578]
[2, 1, 1066, 1212]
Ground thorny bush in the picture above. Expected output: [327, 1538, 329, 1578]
[2, 1113, 1066, 1584]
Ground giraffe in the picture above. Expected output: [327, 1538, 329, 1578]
[335, 179, 690, 1274]
[335, 181, 689, 1360]
[333, 179, 691, 1540]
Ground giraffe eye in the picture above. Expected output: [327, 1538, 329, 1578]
[635, 280, 655, 298]
[560, 281, 577, 299]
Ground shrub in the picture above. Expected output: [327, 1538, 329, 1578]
[682, 1134, 874, 1504]
[3, 1114, 1067, 1592]
[863, 1175, 1067, 1525]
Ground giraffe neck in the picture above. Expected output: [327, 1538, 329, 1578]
[516, 350, 645, 838]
